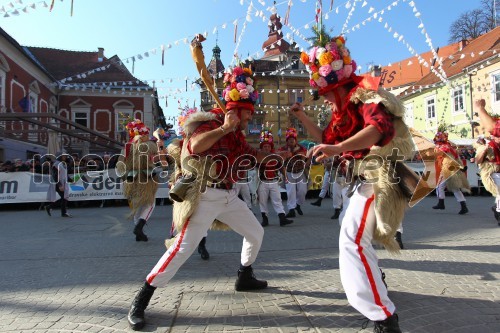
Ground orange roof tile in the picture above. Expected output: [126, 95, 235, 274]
[365, 42, 463, 89]
[412, 26, 500, 88]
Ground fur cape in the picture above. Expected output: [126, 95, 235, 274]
[474, 142, 498, 197]
[439, 154, 471, 193]
[350, 87, 415, 253]
[165, 111, 231, 248]
[117, 139, 159, 218]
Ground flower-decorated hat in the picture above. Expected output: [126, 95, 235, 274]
[300, 33, 357, 96]
[126, 119, 150, 141]
[222, 65, 259, 113]
[433, 131, 449, 144]
[259, 122, 274, 149]
[285, 127, 298, 141]
[177, 107, 198, 137]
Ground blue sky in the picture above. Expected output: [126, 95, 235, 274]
[0, 0, 483, 121]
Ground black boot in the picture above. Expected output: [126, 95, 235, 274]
[373, 313, 402, 333]
[432, 199, 445, 210]
[296, 205, 303, 215]
[491, 205, 499, 220]
[127, 282, 156, 331]
[331, 208, 342, 219]
[311, 197, 323, 207]
[458, 201, 468, 215]
[133, 219, 148, 242]
[235, 265, 268, 291]
[197, 237, 209, 260]
[285, 209, 296, 218]
[261, 212, 269, 227]
[45, 204, 52, 217]
[492, 205, 500, 225]
[395, 231, 404, 250]
[278, 213, 293, 226]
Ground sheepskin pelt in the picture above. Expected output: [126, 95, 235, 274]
[440, 155, 471, 193]
[474, 143, 498, 197]
[165, 112, 231, 249]
[122, 140, 159, 217]
[350, 87, 414, 253]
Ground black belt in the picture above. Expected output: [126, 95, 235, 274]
[208, 182, 233, 190]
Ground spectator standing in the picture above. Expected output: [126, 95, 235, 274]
[45, 153, 72, 218]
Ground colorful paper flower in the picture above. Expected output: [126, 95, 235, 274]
[228, 88, 240, 101]
[299, 34, 356, 90]
[222, 65, 259, 104]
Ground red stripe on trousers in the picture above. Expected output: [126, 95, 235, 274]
[144, 205, 154, 221]
[146, 219, 190, 285]
[354, 195, 392, 318]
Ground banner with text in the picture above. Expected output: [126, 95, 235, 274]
[0, 169, 170, 204]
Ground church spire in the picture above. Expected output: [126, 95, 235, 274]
[208, 32, 224, 75]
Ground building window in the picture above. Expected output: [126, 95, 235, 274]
[248, 116, 263, 135]
[116, 110, 133, 132]
[74, 111, 89, 127]
[202, 90, 212, 104]
[426, 97, 436, 119]
[291, 56, 299, 70]
[289, 89, 304, 104]
[255, 93, 263, 105]
[452, 86, 464, 113]
[493, 73, 500, 103]
[292, 118, 306, 135]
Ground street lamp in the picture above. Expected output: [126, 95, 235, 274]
[467, 69, 477, 138]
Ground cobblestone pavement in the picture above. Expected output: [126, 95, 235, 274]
[0, 195, 499, 332]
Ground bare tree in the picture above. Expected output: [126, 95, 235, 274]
[448, 0, 499, 43]
[480, 0, 499, 30]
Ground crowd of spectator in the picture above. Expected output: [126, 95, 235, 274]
[0, 153, 121, 174]
[459, 148, 476, 162]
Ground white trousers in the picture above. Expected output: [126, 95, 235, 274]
[133, 202, 155, 225]
[235, 182, 252, 209]
[146, 188, 264, 287]
[286, 171, 308, 210]
[339, 182, 396, 321]
[319, 170, 331, 198]
[331, 180, 344, 209]
[436, 180, 465, 201]
[258, 181, 285, 215]
[491, 173, 500, 212]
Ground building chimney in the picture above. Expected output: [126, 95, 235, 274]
[459, 40, 468, 51]
[97, 47, 104, 62]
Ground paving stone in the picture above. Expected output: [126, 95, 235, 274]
[0, 196, 499, 332]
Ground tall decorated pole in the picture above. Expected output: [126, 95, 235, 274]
[190, 34, 228, 113]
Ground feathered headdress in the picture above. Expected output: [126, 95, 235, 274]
[260, 122, 274, 149]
